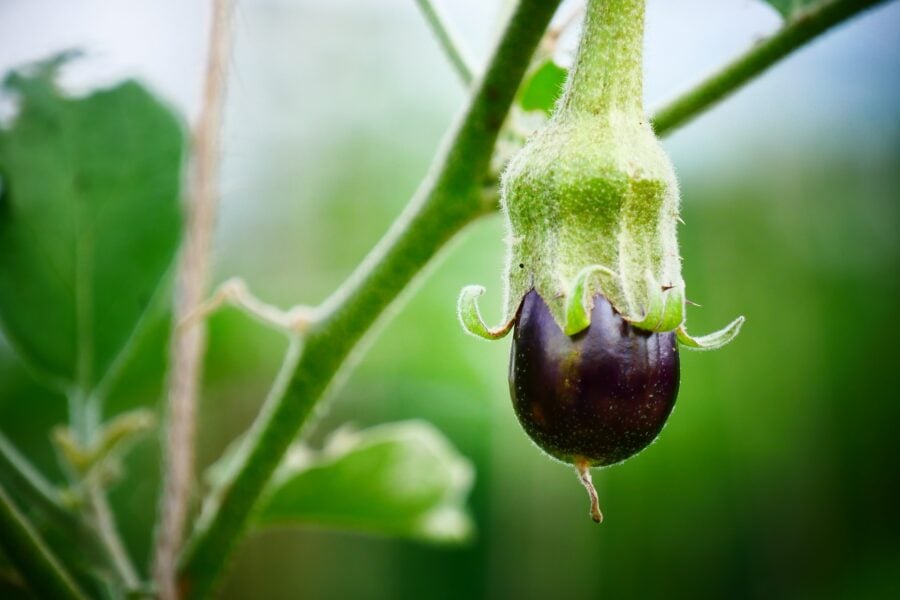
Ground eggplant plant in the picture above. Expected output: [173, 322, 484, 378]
[0, 0, 893, 598]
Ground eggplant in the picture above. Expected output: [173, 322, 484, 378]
[510, 290, 679, 467]
[456, 0, 742, 521]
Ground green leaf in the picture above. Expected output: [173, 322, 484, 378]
[518, 58, 568, 114]
[764, 0, 817, 19]
[0, 55, 184, 391]
[252, 421, 474, 543]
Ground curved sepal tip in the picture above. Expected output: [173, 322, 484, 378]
[457, 285, 513, 340]
[677, 316, 745, 351]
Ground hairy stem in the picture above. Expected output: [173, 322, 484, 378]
[560, 0, 646, 116]
[177, 1, 563, 597]
[0, 485, 87, 600]
[155, 0, 233, 597]
[651, 0, 889, 135]
[414, 0, 475, 85]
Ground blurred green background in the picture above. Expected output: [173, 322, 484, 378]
[1, 1, 899, 598]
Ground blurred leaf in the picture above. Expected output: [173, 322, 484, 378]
[518, 58, 567, 115]
[252, 421, 474, 543]
[0, 54, 184, 391]
[764, 0, 817, 19]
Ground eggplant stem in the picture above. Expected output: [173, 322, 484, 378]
[575, 458, 603, 523]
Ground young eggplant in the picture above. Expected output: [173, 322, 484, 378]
[458, 0, 742, 522]
[510, 290, 679, 469]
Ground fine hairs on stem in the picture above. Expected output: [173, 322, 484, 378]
[154, 0, 233, 598]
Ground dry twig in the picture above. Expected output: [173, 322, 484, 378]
[153, 1, 233, 598]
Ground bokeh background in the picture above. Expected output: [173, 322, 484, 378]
[2, 0, 899, 598]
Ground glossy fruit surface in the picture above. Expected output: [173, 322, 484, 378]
[509, 290, 679, 466]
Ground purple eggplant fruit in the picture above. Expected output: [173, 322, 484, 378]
[510, 290, 679, 468]
[457, 0, 743, 521]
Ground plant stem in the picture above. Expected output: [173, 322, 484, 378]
[0, 432, 69, 525]
[88, 487, 140, 589]
[0, 485, 88, 600]
[560, 0, 646, 116]
[480, 0, 889, 190]
[414, 0, 475, 85]
[1, 432, 135, 591]
[67, 388, 100, 446]
[66, 388, 141, 591]
[651, 0, 890, 135]
[155, 0, 233, 597]
[177, 1, 563, 597]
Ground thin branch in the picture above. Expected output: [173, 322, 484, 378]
[0, 433, 69, 525]
[88, 487, 139, 589]
[414, 0, 475, 85]
[64, 390, 141, 592]
[180, 277, 315, 335]
[1, 432, 137, 589]
[154, 0, 233, 598]
[177, 1, 563, 597]
[651, 0, 890, 135]
[0, 485, 88, 600]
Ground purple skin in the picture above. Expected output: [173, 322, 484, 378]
[509, 290, 680, 467]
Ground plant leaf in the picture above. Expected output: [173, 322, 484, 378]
[252, 421, 475, 543]
[518, 58, 568, 115]
[764, 0, 817, 19]
[0, 55, 184, 390]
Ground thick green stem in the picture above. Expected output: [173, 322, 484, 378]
[651, 0, 889, 135]
[0, 485, 88, 600]
[177, 1, 563, 597]
[560, 0, 645, 116]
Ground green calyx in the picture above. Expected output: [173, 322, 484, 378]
[458, 0, 742, 350]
